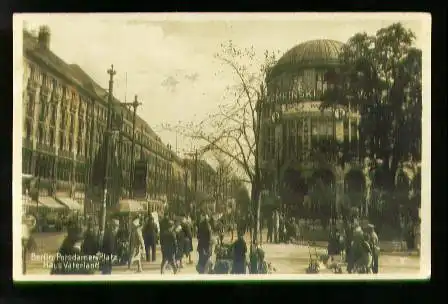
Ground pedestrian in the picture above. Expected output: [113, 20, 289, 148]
[197, 215, 212, 274]
[83, 221, 99, 256]
[160, 220, 178, 274]
[101, 218, 120, 274]
[174, 220, 185, 268]
[116, 219, 129, 265]
[128, 216, 146, 273]
[267, 211, 273, 243]
[51, 223, 93, 275]
[231, 230, 247, 274]
[366, 223, 380, 274]
[143, 215, 158, 262]
[273, 209, 280, 244]
[181, 217, 194, 264]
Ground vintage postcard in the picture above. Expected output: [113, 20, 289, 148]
[13, 13, 431, 282]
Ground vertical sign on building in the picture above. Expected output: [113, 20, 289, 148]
[133, 160, 148, 199]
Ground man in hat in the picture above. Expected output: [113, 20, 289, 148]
[160, 220, 178, 274]
[181, 217, 194, 264]
[21, 215, 36, 275]
[366, 223, 380, 274]
[101, 218, 120, 274]
[128, 215, 145, 273]
[143, 215, 158, 262]
[51, 223, 90, 275]
[231, 230, 247, 274]
[197, 216, 212, 273]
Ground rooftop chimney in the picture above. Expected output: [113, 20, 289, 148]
[37, 25, 50, 50]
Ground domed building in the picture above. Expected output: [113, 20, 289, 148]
[259, 39, 368, 219]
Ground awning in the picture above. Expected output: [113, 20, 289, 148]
[115, 199, 147, 213]
[56, 196, 83, 211]
[38, 196, 65, 210]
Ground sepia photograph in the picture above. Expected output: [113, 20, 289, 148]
[12, 13, 431, 281]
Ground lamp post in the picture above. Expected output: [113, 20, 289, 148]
[334, 106, 349, 225]
[99, 64, 116, 244]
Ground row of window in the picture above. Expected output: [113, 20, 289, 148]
[24, 61, 181, 175]
[262, 118, 359, 161]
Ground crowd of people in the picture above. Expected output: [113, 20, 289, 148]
[35, 211, 270, 275]
[22, 206, 382, 275]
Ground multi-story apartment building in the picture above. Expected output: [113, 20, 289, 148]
[21, 25, 189, 215]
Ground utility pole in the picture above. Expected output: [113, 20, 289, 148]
[121, 95, 141, 198]
[100, 64, 116, 244]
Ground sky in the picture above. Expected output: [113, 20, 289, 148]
[17, 13, 429, 163]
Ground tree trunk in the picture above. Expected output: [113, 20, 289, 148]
[251, 182, 261, 247]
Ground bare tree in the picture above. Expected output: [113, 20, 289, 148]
[165, 40, 278, 245]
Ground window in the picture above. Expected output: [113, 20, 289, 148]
[39, 102, 46, 122]
[70, 114, 74, 133]
[30, 66, 35, 81]
[38, 125, 44, 144]
[49, 129, 54, 146]
[42, 73, 48, 88]
[59, 132, 65, 150]
[77, 139, 82, 155]
[78, 120, 84, 136]
[27, 95, 34, 115]
[60, 110, 66, 128]
[24, 119, 31, 139]
[50, 105, 57, 125]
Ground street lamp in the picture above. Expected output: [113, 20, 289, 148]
[99, 64, 116, 244]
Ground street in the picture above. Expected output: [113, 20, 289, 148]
[24, 231, 420, 275]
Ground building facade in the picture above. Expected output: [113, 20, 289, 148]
[258, 39, 367, 217]
[259, 39, 420, 220]
[22, 25, 218, 216]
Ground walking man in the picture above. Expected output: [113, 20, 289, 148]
[101, 218, 119, 274]
[143, 215, 158, 262]
[267, 211, 273, 243]
[197, 215, 212, 273]
[273, 209, 280, 244]
[160, 220, 178, 274]
[231, 230, 247, 274]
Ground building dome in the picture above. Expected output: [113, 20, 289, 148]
[268, 39, 344, 81]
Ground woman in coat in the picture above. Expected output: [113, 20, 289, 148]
[128, 216, 146, 273]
